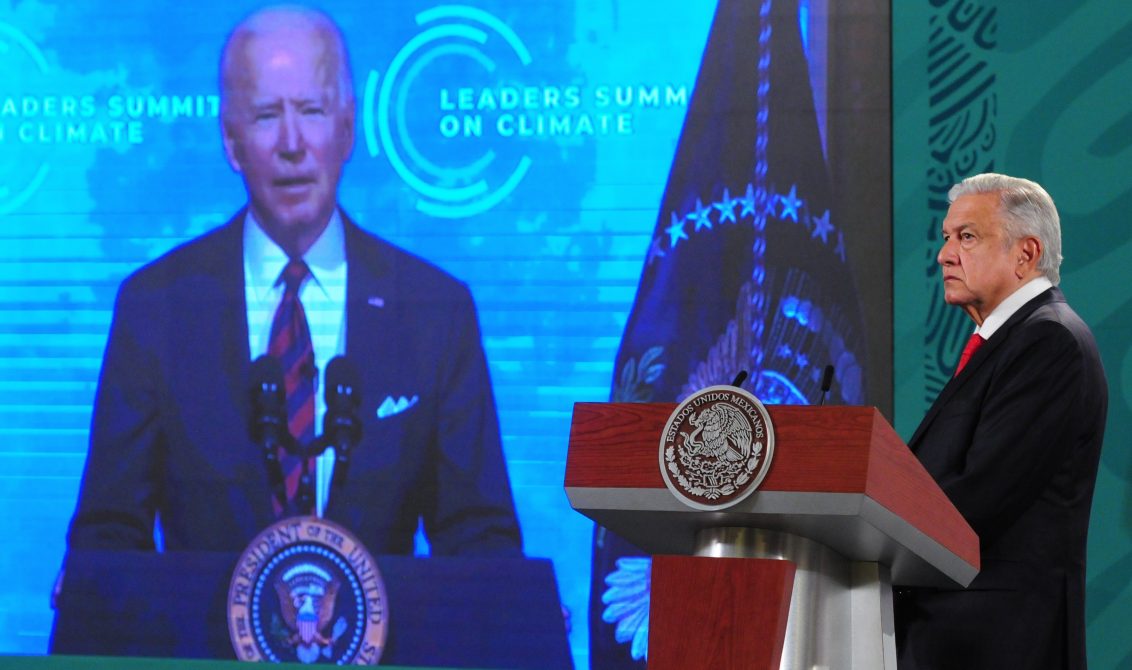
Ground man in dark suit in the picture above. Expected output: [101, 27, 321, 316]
[65, 6, 521, 557]
[895, 173, 1107, 669]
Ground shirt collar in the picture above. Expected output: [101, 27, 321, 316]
[243, 209, 346, 302]
[977, 276, 1054, 340]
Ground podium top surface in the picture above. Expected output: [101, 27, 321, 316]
[565, 403, 979, 587]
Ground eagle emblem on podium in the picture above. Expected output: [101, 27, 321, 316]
[228, 517, 387, 664]
[659, 385, 775, 509]
[274, 563, 348, 663]
[682, 402, 757, 467]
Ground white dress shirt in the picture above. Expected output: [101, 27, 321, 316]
[975, 276, 1054, 340]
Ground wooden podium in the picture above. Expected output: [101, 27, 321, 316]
[566, 403, 979, 670]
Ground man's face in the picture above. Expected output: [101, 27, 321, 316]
[222, 28, 354, 251]
[937, 192, 1026, 323]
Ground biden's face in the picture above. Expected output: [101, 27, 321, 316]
[222, 27, 354, 253]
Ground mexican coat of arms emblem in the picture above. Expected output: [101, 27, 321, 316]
[659, 384, 776, 509]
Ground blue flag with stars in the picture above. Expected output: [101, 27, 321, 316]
[589, 0, 869, 666]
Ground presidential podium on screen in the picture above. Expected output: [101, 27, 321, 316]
[51, 544, 571, 668]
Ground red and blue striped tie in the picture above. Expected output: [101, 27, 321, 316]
[268, 259, 316, 516]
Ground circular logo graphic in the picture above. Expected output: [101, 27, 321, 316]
[363, 5, 533, 219]
[228, 516, 387, 664]
[659, 385, 776, 510]
[0, 21, 53, 216]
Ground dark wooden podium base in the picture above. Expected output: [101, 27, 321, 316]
[649, 555, 795, 670]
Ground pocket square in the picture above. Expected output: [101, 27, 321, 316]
[377, 394, 419, 419]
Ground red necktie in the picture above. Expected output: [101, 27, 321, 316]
[268, 259, 316, 516]
[954, 333, 985, 377]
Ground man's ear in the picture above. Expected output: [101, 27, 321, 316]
[1018, 236, 1042, 278]
[221, 118, 243, 173]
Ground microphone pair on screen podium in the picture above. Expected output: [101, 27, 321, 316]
[249, 355, 363, 509]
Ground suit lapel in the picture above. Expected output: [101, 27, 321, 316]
[908, 287, 1062, 449]
[342, 214, 396, 386]
[210, 212, 253, 417]
[210, 211, 290, 526]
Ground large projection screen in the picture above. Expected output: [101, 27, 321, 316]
[0, 0, 891, 666]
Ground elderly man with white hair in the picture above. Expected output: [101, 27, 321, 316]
[895, 173, 1107, 670]
[65, 5, 521, 558]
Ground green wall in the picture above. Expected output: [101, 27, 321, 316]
[893, 1, 1132, 666]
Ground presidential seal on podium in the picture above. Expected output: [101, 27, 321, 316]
[227, 516, 387, 664]
[659, 384, 776, 510]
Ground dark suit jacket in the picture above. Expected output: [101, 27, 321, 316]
[67, 211, 521, 557]
[895, 287, 1107, 670]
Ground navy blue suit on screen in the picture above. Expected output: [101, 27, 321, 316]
[895, 287, 1107, 670]
[67, 211, 521, 557]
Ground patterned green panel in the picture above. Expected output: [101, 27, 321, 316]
[895, 1, 1132, 667]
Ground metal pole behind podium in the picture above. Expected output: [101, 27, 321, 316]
[693, 527, 897, 670]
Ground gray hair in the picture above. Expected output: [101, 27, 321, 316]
[948, 173, 1063, 284]
[219, 5, 355, 124]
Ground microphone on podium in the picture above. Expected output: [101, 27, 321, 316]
[323, 356, 363, 492]
[816, 365, 835, 406]
[250, 355, 289, 499]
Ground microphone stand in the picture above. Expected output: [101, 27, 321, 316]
[253, 355, 363, 518]
[321, 356, 363, 515]
[251, 355, 317, 517]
